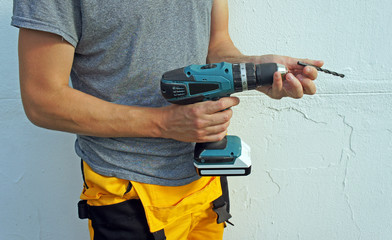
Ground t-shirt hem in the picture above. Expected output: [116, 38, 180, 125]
[11, 16, 78, 47]
[81, 156, 201, 187]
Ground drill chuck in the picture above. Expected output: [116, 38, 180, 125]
[232, 63, 287, 93]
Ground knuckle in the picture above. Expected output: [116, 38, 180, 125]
[216, 100, 226, 110]
[218, 125, 227, 133]
[223, 120, 230, 128]
[193, 119, 204, 129]
[189, 105, 203, 116]
[223, 112, 231, 122]
[194, 130, 205, 141]
[190, 107, 200, 116]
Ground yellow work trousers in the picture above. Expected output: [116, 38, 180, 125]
[79, 161, 226, 240]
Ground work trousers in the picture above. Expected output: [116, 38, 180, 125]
[78, 161, 230, 240]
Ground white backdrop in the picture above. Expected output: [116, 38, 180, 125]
[1, 0, 391, 239]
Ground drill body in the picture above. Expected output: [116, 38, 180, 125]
[161, 62, 287, 176]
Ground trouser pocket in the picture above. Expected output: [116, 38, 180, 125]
[78, 199, 155, 240]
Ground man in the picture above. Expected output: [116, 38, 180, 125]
[12, 0, 322, 239]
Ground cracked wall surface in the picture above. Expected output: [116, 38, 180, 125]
[223, 0, 392, 239]
[1, 0, 392, 240]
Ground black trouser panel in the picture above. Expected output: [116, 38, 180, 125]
[85, 199, 155, 240]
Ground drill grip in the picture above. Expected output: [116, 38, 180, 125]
[256, 63, 281, 86]
[194, 137, 229, 163]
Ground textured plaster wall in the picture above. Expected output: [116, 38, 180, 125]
[1, 0, 391, 240]
[224, 0, 392, 239]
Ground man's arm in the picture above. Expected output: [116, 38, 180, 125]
[18, 28, 239, 142]
[207, 0, 244, 64]
[207, 0, 324, 99]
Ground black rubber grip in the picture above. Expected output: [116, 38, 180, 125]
[255, 63, 277, 86]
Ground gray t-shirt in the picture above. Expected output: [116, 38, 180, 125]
[12, 0, 213, 186]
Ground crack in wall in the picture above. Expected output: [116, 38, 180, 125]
[266, 106, 328, 124]
[339, 115, 362, 239]
[267, 164, 338, 173]
[318, 92, 392, 96]
[35, 208, 41, 240]
[263, 114, 362, 239]
[340, 149, 361, 237]
[0, 169, 25, 184]
[339, 115, 356, 155]
[265, 170, 281, 196]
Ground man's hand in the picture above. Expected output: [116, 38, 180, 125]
[158, 97, 240, 143]
[255, 55, 324, 99]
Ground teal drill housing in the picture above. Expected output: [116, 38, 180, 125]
[161, 62, 287, 176]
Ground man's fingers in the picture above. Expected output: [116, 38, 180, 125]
[297, 59, 324, 68]
[297, 74, 317, 95]
[204, 97, 240, 114]
[196, 130, 228, 143]
[270, 71, 285, 99]
[283, 73, 303, 99]
[205, 121, 230, 137]
[272, 71, 283, 91]
[288, 59, 324, 76]
[194, 108, 232, 129]
[212, 109, 233, 125]
[303, 66, 318, 80]
[193, 121, 230, 143]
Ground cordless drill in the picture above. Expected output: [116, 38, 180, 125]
[160, 62, 287, 176]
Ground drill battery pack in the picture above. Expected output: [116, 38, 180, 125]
[194, 135, 251, 176]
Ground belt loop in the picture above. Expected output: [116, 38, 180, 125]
[124, 181, 133, 195]
[80, 159, 89, 189]
[78, 200, 89, 219]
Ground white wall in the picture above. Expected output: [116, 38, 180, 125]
[1, 0, 391, 240]
[225, 0, 392, 239]
[0, 2, 91, 239]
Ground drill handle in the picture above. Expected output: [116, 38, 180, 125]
[194, 136, 231, 163]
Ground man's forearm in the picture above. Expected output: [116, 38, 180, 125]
[207, 38, 246, 63]
[21, 82, 164, 138]
[207, 38, 274, 65]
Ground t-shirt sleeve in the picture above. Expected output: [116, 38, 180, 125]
[11, 0, 81, 47]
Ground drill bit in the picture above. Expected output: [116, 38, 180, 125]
[297, 61, 345, 78]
